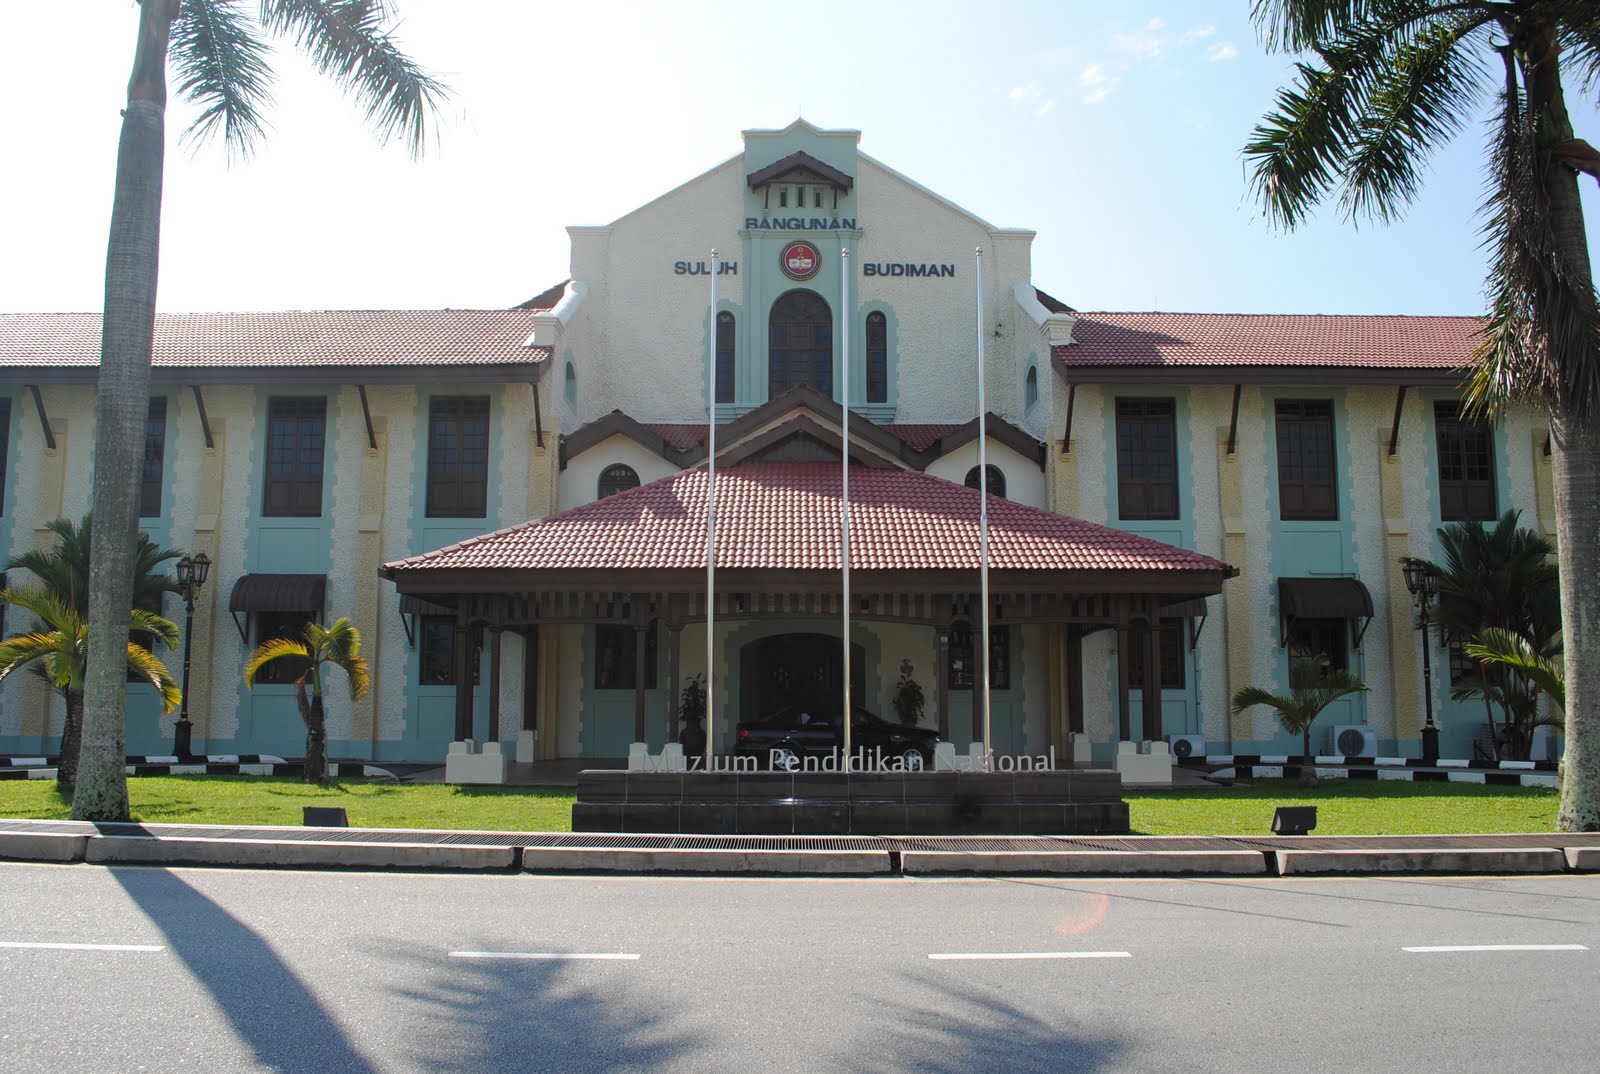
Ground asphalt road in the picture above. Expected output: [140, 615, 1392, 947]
[0, 863, 1595, 1073]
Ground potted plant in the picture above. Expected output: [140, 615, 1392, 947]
[892, 658, 926, 727]
[678, 672, 708, 757]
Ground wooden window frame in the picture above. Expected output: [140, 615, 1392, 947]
[597, 463, 641, 500]
[1275, 400, 1339, 521]
[964, 465, 1007, 500]
[768, 290, 833, 399]
[252, 611, 315, 685]
[418, 616, 481, 686]
[1116, 398, 1179, 521]
[426, 396, 490, 519]
[1287, 616, 1350, 672]
[262, 397, 327, 518]
[1434, 401, 1497, 521]
[594, 622, 659, 691]
[865, 311, 888, 404]
[140, 396, 167, 519]
[715, 312, 736, 404]
[947, 622, 1011, 691]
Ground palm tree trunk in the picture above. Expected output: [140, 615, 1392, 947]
[1521, 15, 1600, 831]
[303, 696, 328, 785]
[1300, 729, 1318, 789]
[73, 1, 179, 823]
[57, 689, 84, 793]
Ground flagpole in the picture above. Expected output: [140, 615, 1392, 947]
[841, 246, 853, 768]
[976, 246, 992, 771]
[705, 248, 718, 772]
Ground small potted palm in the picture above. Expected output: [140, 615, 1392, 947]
[892, 658, 926, 727]
[1231, 657, 1368, 788]
[678, 673, 707, 757]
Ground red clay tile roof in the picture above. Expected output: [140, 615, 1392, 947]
[641, 424, 710, 451]
[0, 311, 550, 369]
[386, 463, 1229, 575]
[637, 423, 966, 454]
[512, 280, 571, 312]
[1055, 312, 1483, 369]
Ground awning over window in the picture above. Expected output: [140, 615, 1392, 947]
[1278, 577, 1374, 649]
[1278, 577, 1374, 620]
[228, 574, 326, 613]
[399, 594, 452, 617]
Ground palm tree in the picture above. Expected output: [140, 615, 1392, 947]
[244, 618, 370, 784]
[4, 516, 181, 787]
[1245, 2, 1600, 830]
[0, 586, 181, 790]
[1400, 510, 1560, 758]
[76, 2, 447, 821]
[1232, 658, 1371, 788]
[1467, 626, 1567, 760]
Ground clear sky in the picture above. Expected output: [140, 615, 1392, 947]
[5, 1, 1599, 316]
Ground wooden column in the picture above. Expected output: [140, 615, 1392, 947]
[453, 610, 472, 741]
[1115, 619, 1131, 742]
[667, 624, 682, 743]
[633, 623, 648, 744]
[936, 625, 950, 739]
[521, 625, 539, 732]
[488, 628, 503, 743]
[1066, 626, 1085, 735]
[1144, 612, 1162, 742]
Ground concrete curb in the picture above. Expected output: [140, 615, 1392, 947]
[521, 847, 893, 874]
[84, 836, 517, 871]
[1565, 847, 1600, 872]
[0, 831, 88, 863]
[900, 850, 1268, 876]
[1274, 848, 1568, 875]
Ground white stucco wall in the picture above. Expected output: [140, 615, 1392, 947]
[559, 435, 685, 511]
[923, 438, 1047, 510]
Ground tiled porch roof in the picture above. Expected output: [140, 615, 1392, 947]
[385, 463, 1230, 575]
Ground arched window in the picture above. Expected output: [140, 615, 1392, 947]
[715, 312, 735, 404]
[965, 464, 1006, 500]
[563, 362, 577, 410]
[1025, 366, 1038, 410]
[865, 312, 888, 404]
[769, 290, 832, 399]
[597, 463, 640, 499]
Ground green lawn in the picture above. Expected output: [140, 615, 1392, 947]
[0, 775, 1561, 835]
[1126, 779, 1559, 836]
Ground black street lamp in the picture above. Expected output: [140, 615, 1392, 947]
[1402, 562, 1441, 763]
[172, 551, 211, 759]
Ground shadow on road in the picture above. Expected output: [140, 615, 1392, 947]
[855, 977, 1129, 1074]
[109, 867, 379, 1073]
[380, 946, 694, 1072]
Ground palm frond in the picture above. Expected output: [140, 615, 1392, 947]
[0, 634, 72, 686]
[1558, 0, 1600, 101]
[1466, 626, 1566, 710]
[244, 638, 311, 686]
[129, 609, 181, 651]
[260, 0, 449, 158]
[125, 643, 183, 714]
[1339, 19, 1487, 222]
[0, 585, 80, 634]
[305, 617, 371, 700]
[173, 0, 276, 157]
[1252, 1, 1405, 52]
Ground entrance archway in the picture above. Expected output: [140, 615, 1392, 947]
[740, 632, 865, 719]
[768, 290, 833, 398]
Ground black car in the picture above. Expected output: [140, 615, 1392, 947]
[734, 705, 941, 771]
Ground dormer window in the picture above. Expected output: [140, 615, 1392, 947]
[747, 151, 854, 213]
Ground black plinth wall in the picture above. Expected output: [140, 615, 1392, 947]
[571, 769, 1131, 835]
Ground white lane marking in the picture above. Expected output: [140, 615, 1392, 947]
[929, 951, 1131, 961]
[1402, 944, 1589, 953]
[0, 942, 164, 952]
[449, 951, 640, 960]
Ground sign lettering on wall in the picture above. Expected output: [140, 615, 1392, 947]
[745, 216, 857, 230]
[863, 262, 956, 278]
[673, 260, 738, 276]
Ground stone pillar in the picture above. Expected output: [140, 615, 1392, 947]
[22, 405, 67, 744]
[351, 415, 387, 749]
[1380, 429, 1422, 744]
[1533, 428, 1559, 540]
[1218, 428, 1252, 748]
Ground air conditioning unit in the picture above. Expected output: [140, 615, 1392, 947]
[1168, 735, 1206, 762]
[1329, 725, 1377, 757]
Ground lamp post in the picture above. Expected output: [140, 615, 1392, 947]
[172, 551, 211, 759]
[1401, 563, 1440, 763]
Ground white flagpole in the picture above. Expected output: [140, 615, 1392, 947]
[705, 248, 718, 771]
[841, 247, 853, 768]
[976, 246, 992, 771]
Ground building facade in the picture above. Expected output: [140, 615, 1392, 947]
[0, 120, 1557, 764]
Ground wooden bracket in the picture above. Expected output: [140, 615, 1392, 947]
[191, 385, 214, 449]
[27, 385, 54, 450]
[1387, 385, 1408, 456]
